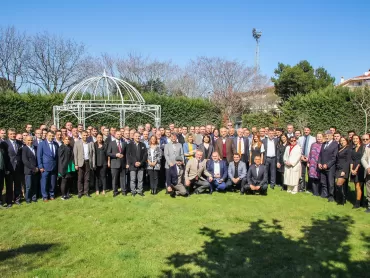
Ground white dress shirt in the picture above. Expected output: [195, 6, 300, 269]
[213, 161, 220, 176]
[83, 142, 89, 160]
[266, 139, 276, 157]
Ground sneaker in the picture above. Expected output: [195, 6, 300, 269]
[61, 196, 67, 200]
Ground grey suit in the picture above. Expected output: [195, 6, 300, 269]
[164, 142, 183, 169]
[226, 161, 247, 190]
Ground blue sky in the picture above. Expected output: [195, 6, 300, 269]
[1, 0, 369, 83]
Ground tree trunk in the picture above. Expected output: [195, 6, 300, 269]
[365, 111, 368, 134]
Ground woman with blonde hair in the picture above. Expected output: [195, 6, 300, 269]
[249, 133, 264, 165]
[183, 133, 197, 163]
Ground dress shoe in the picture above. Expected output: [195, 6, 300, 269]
[352, 200, 361, 209]
[131, 193, 137, 197]
[328, 197, 335, 202]
[170, 192, 176, 198]
[85, 194, 92, 198]
[270, 185, 275, 190]
[50, 197, 55, 201]
[113, 193, 118, 197]
[7, 204, 12, 208]
[78, 195, 82, 199]
[209, 191, 213, 195]
[184, 192, 189, 197]
[43, 199, 48, 203]
[138, 193, 145, 197]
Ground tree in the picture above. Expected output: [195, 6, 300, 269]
[26, 32, 87, 94]
[272, 60, 335, 101]
[351, 86, 370, 134]
[0, 26, 29, 92]
[0, 77, 16, 92]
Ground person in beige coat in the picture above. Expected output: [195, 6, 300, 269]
[74, 130, 96, 198]
[185, 150, 213, 194]
[283, 136, 302, 194]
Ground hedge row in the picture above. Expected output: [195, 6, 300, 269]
[243, 86, 365, 134]
[0, 92, 221, 132]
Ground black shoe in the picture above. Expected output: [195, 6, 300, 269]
[78, 195, 82, 199]
[138, 193, 145, 197]
[270, 185, 275, 190]
[113, 193, 118, 197]
[131, 193, 137, 197]
[85, 194, 92, 198]
[328, 197, 335, 202]
[122, 192, 127, 196]
[184, 192, 189, 197]
[170, 192, 176, 198]
[352, 200, 361, 209]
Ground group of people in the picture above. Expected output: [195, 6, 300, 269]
[0, 122, 369, 214]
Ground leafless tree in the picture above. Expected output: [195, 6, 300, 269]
[352, 86, 370, 133]
[27, 32, 87, 93]
[116, 52, 149, 84]
[0, 26, 29, 91]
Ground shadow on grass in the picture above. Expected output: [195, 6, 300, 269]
[0, 243, 56, 262]
[162, 216, 369, 277]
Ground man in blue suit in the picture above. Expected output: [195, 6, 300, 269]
[207, 152, 228, 192]
[37, 131, 59, 202]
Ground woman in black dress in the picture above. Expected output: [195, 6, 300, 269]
[58, 136, 76, 200]
[249, 133, 264, 165]
[350, 134, 365, 208]
[94, 133, 108, 195]
[276, 134, 288, 190]
[335, 137, 351, 205]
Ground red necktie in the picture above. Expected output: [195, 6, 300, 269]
[117, 141, 122, 153]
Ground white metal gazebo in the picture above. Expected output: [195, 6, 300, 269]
[53, 71, 161, 128]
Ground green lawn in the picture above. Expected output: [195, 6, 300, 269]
[0, 188, 369, 278]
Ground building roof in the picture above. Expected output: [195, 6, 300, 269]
[339, 70, 370, 86]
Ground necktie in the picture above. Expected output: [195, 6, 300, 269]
[196, 160, 200, 181]
[238, 138, 242, 155]
[12, 141, 17, 152]
[49, 143, 54, 156]
[324, 142, 329, 150]
[117, 141, 122, 153]
[303, 136, 308, 156]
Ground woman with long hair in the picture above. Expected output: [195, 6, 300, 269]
[350, 134, 365, 208]
[283, 136, 302, 194]
[276, 133, 289, 190]
[94, 133, 108, 195]
[147, 135, 162, 195]
[249, 133, 265, 165]
[58, 136, 76, 200]
[335, 137, 351, 205]
[183, 133, 197, 163]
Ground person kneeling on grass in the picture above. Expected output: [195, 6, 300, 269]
[185, 150, 213, 194]
[226, 153, 247, 192]
[166, 156, 189, 198]
[242, 155, 268, 195]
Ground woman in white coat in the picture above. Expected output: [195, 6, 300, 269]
[283, 136, 302, 194]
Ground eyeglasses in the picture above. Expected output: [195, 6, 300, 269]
[290, 140, 296, 142]
[362, 138, 369, 141]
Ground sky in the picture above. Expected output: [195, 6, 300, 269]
[1, 0, 369, 84]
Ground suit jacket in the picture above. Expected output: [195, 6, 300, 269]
[22, 145, 38, 175]
[228, 161, 247, 180]
[164, 142, 183, 169]
[166, 164, 184, 186]
[32, 138, 44, 148]
[4, 139, 23, 172]
[177, 134, 186, 145]
[37, 140, 58, 172]
[262, 137, 279, 161]
[195, 134, 203, 146]
[73, 140, 96, 168]
[361, 147, 370, 177]
[247, 164, 268, 186]
[126, 141, 148, 170]
[106, 139, 127, 169]
[215, 137, 235, 163]
[318, 140, 338, 170]
[206, 159, 228, 181]
[58, 144, 74, 177]
[197, 143, 214, 160]
[160, 136, 169, 151]
[185, 158, 212, 182]
[233, 137, 250, 163]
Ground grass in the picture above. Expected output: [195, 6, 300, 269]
[0, 187, 369, 278]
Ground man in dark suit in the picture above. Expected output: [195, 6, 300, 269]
[126, 132, 148, 196]
[233, 128, 250, 166]
[37, 131, 59, 202]
[22, 135, 39, 203]
[166, 156, 188, 198]
[177, 127, 187, 145]
[262, 129, 279, 189]
[243, 155, 268, 195]
[318, 130, 338, 202]
[4, 128, 24, 207]
[32, 129, 43, 148]
[107, 130, 127, 197]
[207, 152, 228, 192]
[215, 127, 235, 164]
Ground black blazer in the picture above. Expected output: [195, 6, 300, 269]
[106, 139, 127, 169]
[336, 146, 351, 176]
[22, 146, 38, 175]
[4, 139, 23, 171]
[247, 164, 268, 186]
[95, 142, 108, 167]
[58, 144, 74, 177]
[166, 164, 184, 186]
[178, 134, 186, 145]
[126, 141, 148, 170]
[318, 141, 338, 170]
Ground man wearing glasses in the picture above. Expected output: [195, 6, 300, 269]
[362, 134, 370, 148]
[360, 135, 370, 213]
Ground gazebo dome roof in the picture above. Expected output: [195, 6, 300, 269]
[63, 70, 145, 105]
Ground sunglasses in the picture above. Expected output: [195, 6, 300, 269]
[362, 139, 369, 141]
[290, 139, 296, 142]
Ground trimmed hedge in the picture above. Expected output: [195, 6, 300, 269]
[0, 92, 221, 132]
[242, 86, 365, 134]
